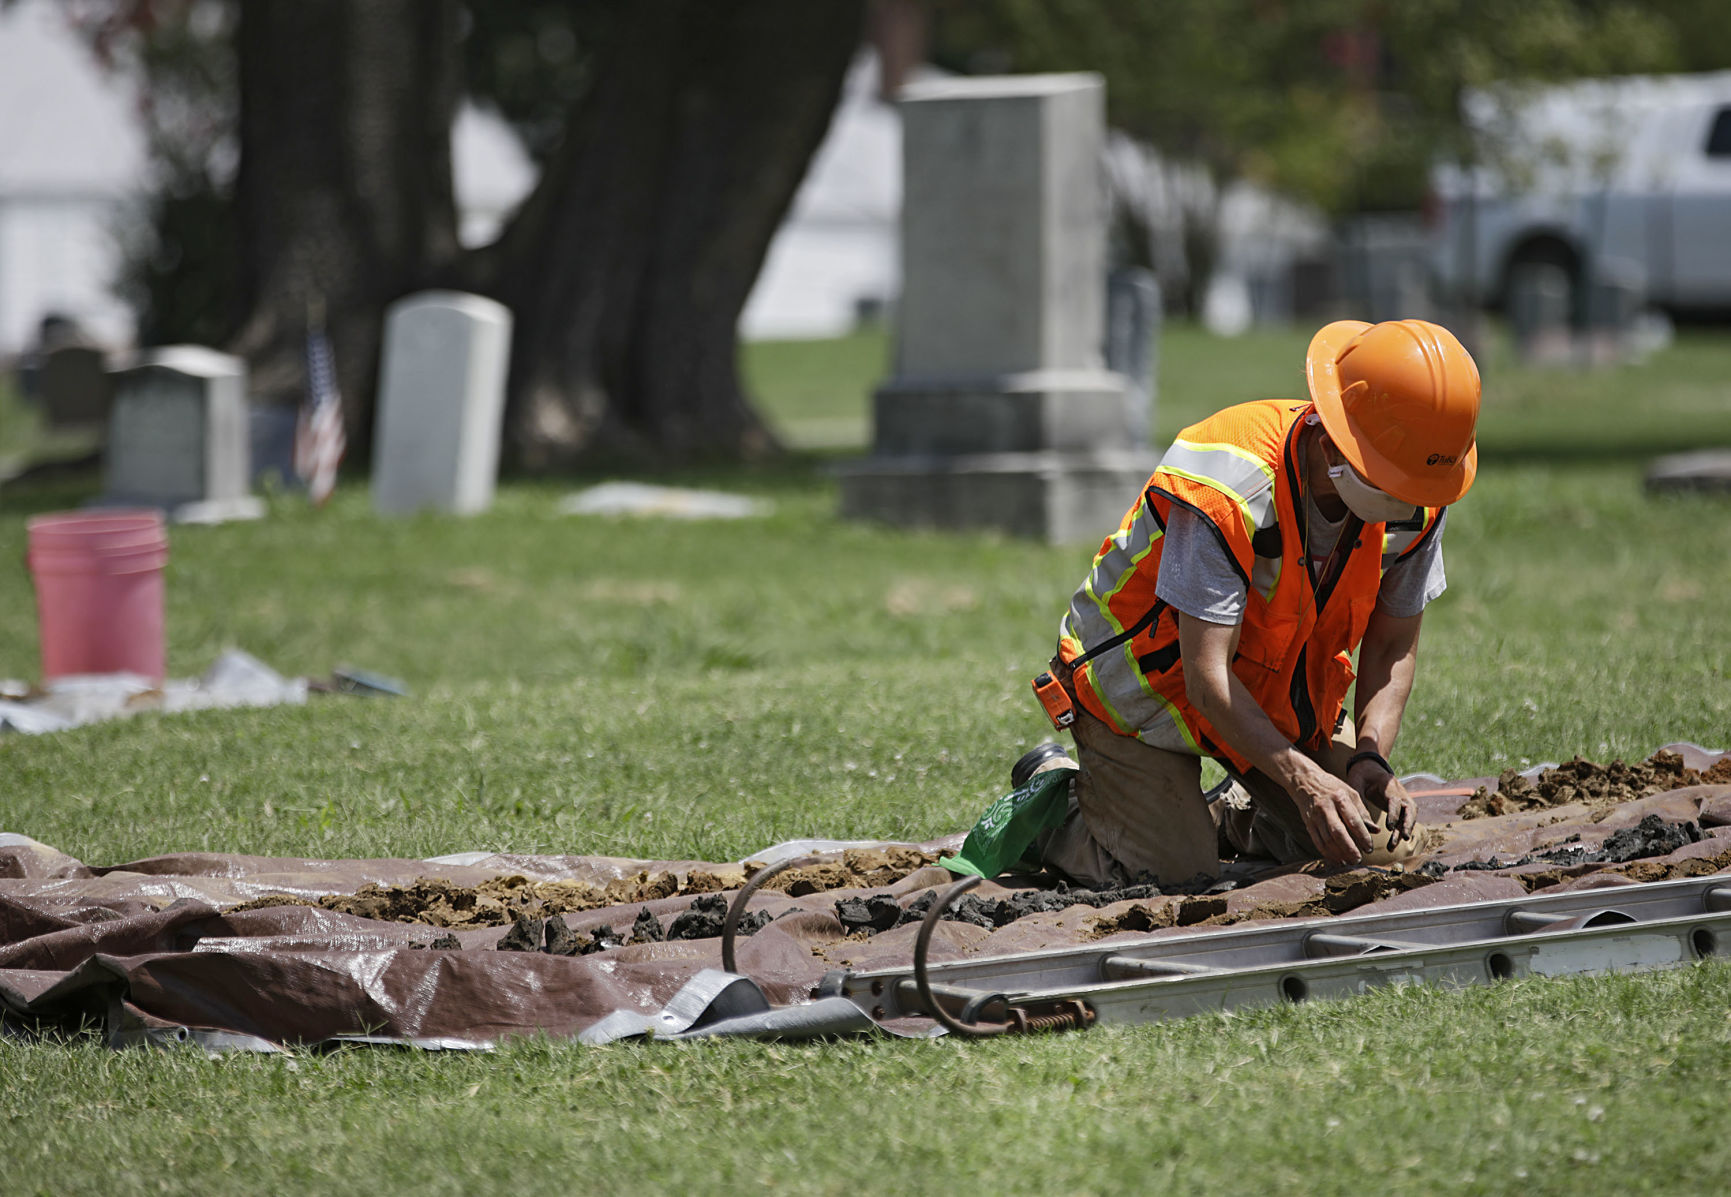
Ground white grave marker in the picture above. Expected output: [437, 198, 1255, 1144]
[371, 291, 513, 516]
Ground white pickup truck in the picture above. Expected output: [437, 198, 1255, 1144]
[1429, 71, 1731, 317]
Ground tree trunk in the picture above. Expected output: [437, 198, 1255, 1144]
[477, 0, 865, 468]
[230, 0, 462, 457]
[225, 0, 858, 469]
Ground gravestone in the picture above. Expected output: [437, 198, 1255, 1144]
[1105, 266, 1161, 450]
[837, 74, 1154, 542]
[39, 346, 112, 432]
[100, 346, 261, 522]
[371, 291, 513, 517]
[248, 403, 302, 491]
[1644, 449, 1731, 495]
[1584, 257, 1645, 366]
[1507, 261, 1573, 364]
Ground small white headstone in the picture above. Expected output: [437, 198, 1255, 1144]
[371, 291, 513, 516]
[101, 346, 261, 522]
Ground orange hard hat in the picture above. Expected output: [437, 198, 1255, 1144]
[1305, 319, 1480, 506]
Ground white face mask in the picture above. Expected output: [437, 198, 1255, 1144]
[1328, 461, 1420, 524]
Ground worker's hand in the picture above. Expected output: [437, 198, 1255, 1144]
[1348, 757, 1416, 845]
[1289, 762, 1377, 864]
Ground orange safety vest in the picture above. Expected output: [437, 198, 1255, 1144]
[1057, 399, 1443, 775]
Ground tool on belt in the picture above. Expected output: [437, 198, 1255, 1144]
[1031, 594, 1171, 732]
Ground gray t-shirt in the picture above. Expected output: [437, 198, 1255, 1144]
[1155, 502, 1447, 626]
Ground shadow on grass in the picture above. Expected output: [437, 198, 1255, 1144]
[496, 448, 844, 498]
[0, 467, 104, 518]
[0, 446, 849, 524]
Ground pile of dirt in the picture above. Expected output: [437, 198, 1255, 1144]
[761, 847, 937, 896]
[225, 847, 941, 940]
[1088, 868, 1438, 937]
[1504, 840, 1731, 893]
[830, 875, 1240, 937]
[1457, 751, 1731, 820]
[224, 848, 935, 936]
[1457, 815, 1707, 873]
[229, 866, 751, 929]
[1086, 894, 1231, 937]
[490, 896, 777, 956]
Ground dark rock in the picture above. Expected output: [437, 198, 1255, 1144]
[429, 933, 461, 951]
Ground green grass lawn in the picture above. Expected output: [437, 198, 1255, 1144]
[2, 322, 1730, 1194]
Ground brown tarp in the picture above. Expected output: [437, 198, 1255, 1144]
[4, 743, 1728, 1049]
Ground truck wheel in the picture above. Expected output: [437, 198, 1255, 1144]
[1501, 240, 1582, 328]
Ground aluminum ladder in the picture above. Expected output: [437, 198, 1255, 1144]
[820, 873, 1731, 1036]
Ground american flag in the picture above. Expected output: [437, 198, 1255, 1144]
[295, 318, 346, 506]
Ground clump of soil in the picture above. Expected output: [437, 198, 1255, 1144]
[759, 847, 936, 896]
[228, 861, 767, 929]
[832, 876, 1223, 938]
[1087, 894, 1228, 937]
[1508, 840, 1731, 893]
[631, 907, 665, 944]
[496, 896, 779, 955]
[834, 894, 906, 935]
[1458, 751, 1731, 821]
[407, 933, 461, 951]
[224, 847, 976, 934]
[1088, 868, 1438, 937]
[1453, 815, 1708, 875]
[496, 911, 620, 956]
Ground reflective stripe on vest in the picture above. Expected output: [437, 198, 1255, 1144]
[1060, 399, 1444, 771]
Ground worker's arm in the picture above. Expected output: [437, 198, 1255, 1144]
[1348, 607, 1424, 839]
[1178, 612, 1375, 864]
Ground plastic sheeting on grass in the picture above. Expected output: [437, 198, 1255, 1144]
[0, 650, 306, 735]
[2, 744, 1727, 1052]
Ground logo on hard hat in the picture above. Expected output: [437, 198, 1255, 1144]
[1426, 452, 1457, 466]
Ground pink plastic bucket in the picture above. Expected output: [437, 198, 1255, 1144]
[26, 509, 169, 682]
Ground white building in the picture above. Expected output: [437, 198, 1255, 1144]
[0, 0, 145, 356]
[0, 0, 537, 360]
[738, 53, 903, 340]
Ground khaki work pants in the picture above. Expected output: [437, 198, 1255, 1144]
[1033, 666, 1419, 890]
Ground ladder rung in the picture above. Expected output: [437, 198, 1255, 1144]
[1506, 908, 1634, 934]
[1100, 955, 1215, 980]
[1302, 931, 1429, 958]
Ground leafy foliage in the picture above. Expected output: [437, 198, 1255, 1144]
[931, 0, 1698, 212]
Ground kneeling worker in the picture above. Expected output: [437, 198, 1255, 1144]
[1024, 319, 1480, 889]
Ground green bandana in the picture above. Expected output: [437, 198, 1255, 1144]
[941, 767, 1073, 879]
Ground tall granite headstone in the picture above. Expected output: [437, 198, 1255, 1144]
[838, 74, 1154, 542]
[101, 345, 261, 522]
[371, 291, 513, 517]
